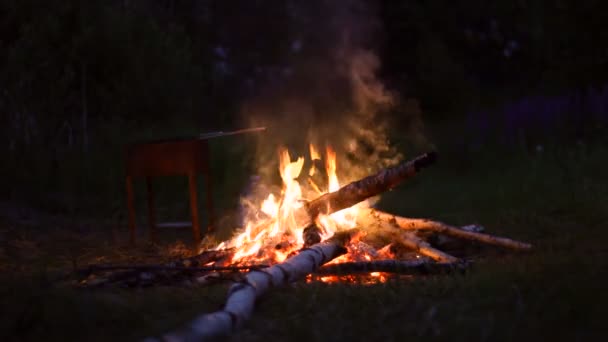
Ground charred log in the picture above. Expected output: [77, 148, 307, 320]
[169, 248, 236, 267]
[79, 264, 267, 274]
[80, 248, 235, 287]
[302, 223, 323, 247]
[315, 259, 468, 276]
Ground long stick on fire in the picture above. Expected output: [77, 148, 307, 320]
[300, 151, 437, 246]
[306, 151, 437, 220]
[152, 229, 359, 342]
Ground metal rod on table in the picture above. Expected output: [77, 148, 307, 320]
[198, 126, 266, 140]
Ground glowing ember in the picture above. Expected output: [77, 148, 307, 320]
[306, 273, 391, 285]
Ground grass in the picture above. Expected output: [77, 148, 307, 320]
[1, 134, 607, 341]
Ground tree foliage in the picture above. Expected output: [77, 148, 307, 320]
[1, 0, 606, 151]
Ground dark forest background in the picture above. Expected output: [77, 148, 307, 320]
[1, 3, 607, 340]
[1, 0, 607, 225]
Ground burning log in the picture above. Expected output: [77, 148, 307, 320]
[302, 223, 323, 247]
[306, 152, 437, 220]
[154, 229, 359, 342]
[315, 259, 468, 276]
[300, 152, 436, 246]
[371, 210, 532, 251]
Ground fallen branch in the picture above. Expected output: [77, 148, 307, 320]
[153, 229, 359, 341]
[315, 259, 468, 275]
[80, 248, 235, 287]
[395, 233, 460, 263]
[78, 264, 268, 275]
[371, 209, 532, 250]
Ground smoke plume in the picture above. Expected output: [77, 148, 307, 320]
[241, 0, 403, 185]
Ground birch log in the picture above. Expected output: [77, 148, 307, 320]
[370, 209, 532, 250]
[155, 229, 358, 342]
[305, 152, 437, 220]
[300, 152, 437, 245]
[395, 232, 460, 263]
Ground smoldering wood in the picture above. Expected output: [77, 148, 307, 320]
[80, 248, 235, 287]
[167, 248, 236, 267]
[153, 229, 359, 342]
[370, 209, 532, 250]
[79, 264, 268, 275]
[193, 271, 247, 286]
[302, 223, 323, 247]
[314, 259, 468, 276]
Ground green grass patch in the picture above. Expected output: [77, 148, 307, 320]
[1, 140, 607, 341]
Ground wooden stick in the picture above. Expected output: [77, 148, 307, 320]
[188, 172, 201, 244]
[315, 259, 467, 275]
[79, 264, 268, 275]
[153, 229, 359, 342]
[125, 175, 137, 245]
[370, 209, 532, 250]
[81, 249, 235, 287]
[167, 248, 236, 268]
[396, 233, 460, 263]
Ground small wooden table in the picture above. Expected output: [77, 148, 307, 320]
[125, 138, 214, 245]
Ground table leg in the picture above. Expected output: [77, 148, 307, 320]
[126, 175, 136, 245]
[146, 176, 157, 242]
[188, 172, 201, 243]
[204, 170, 215, 233]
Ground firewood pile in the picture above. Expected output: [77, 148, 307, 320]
[75, 151, 532, 341]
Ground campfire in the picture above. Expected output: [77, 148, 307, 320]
[188, 144, 528, 284]
[78, 144, 531, 341]
[209, 144, 435, 277]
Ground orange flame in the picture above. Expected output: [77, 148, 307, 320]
[211, 144, 371, 266]
[309, 144, 321, 177]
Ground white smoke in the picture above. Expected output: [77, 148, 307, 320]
[241, 0, 403, 184]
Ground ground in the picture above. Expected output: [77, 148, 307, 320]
[1, 142, 607, 341]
